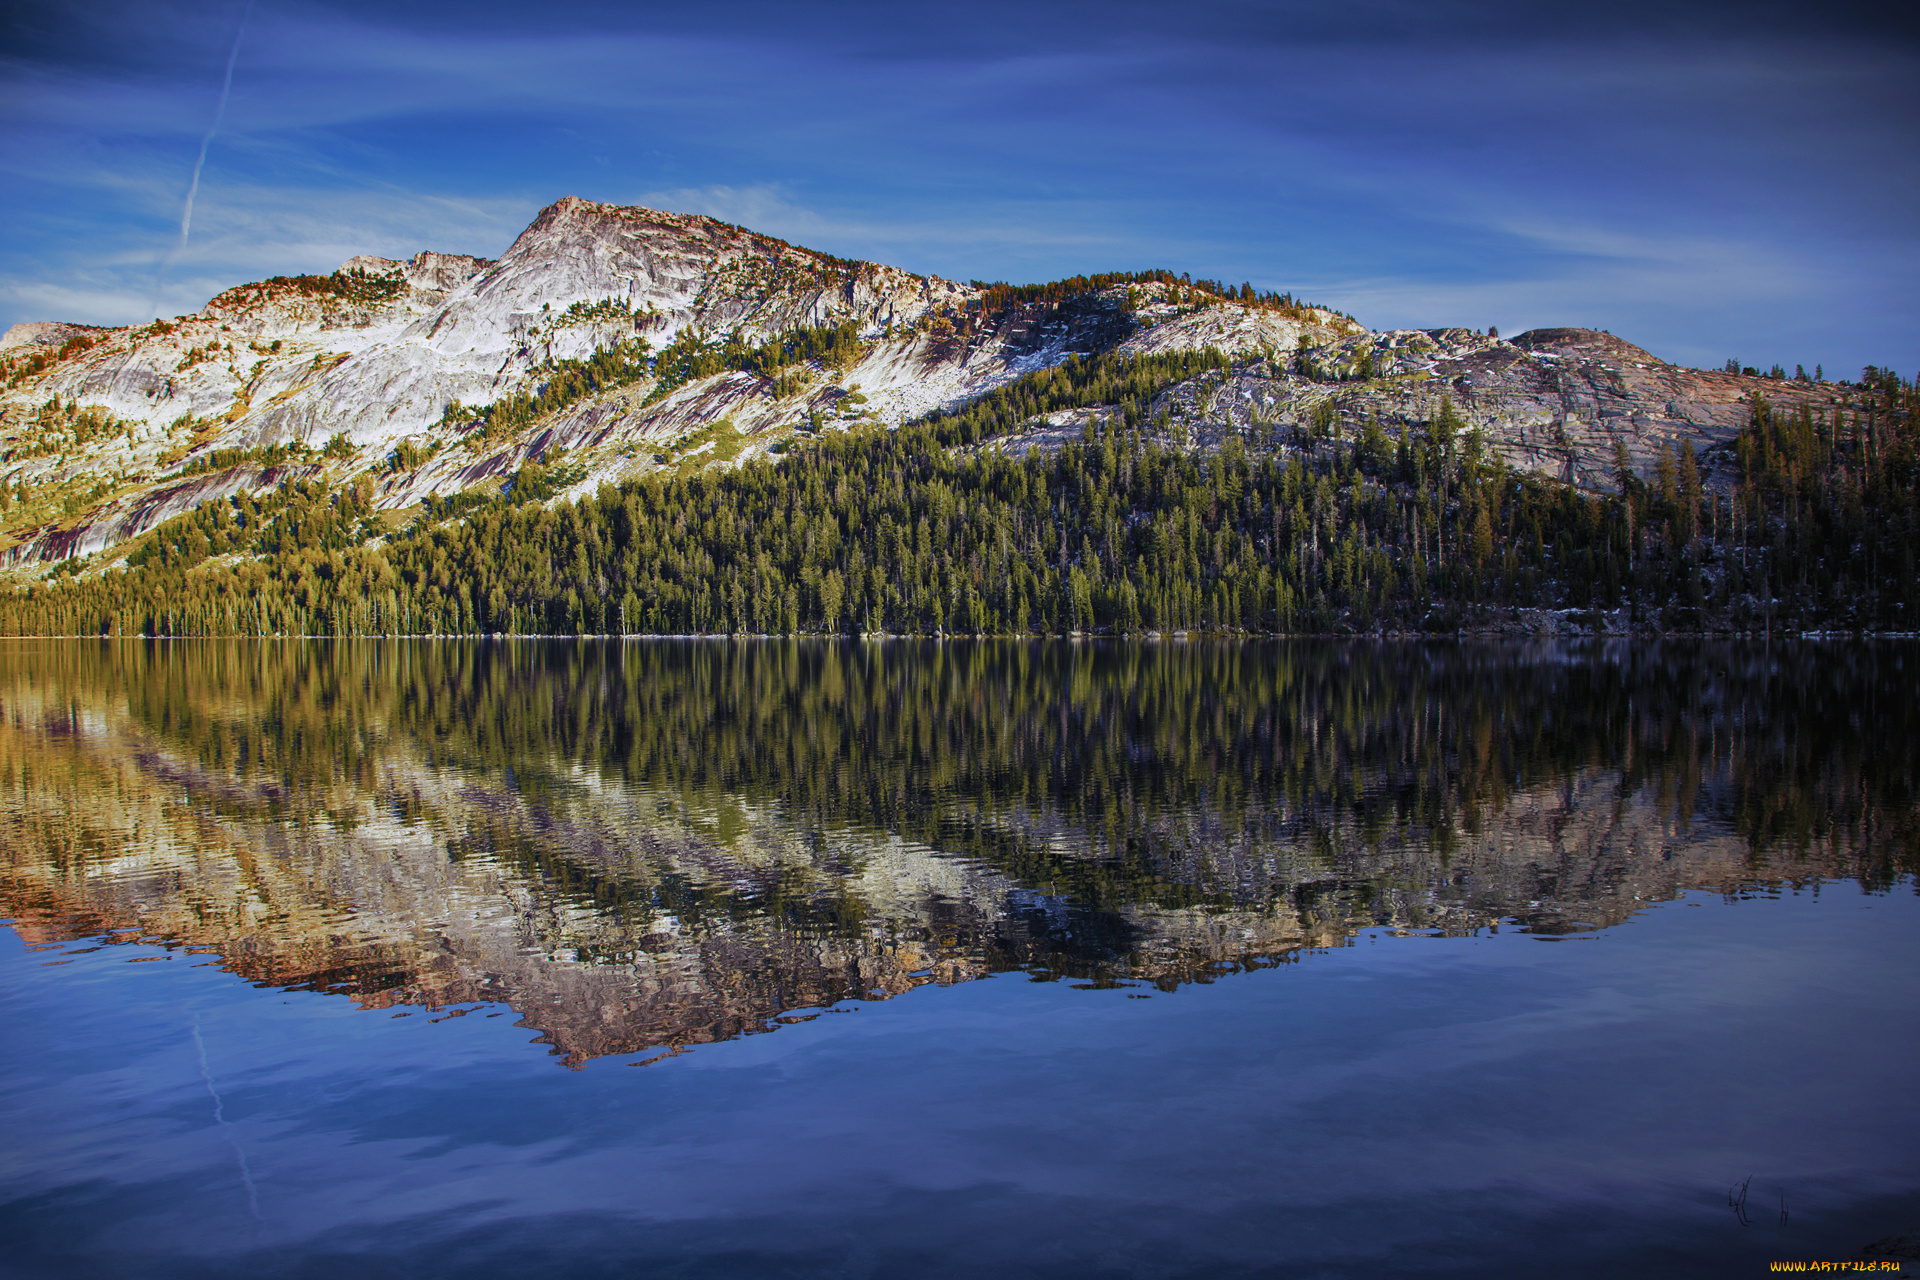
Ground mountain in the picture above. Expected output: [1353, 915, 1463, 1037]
[0, 196, 1833, 569]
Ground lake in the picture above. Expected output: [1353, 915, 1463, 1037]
[1, 638, 1915, 1278]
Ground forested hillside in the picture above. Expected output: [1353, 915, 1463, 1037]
[3, 352, 1913, 637]
[0, 196, 1852, 585]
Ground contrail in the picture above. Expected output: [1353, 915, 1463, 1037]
[191, 1015, 263, 1222]
[151, 3, 252, 317]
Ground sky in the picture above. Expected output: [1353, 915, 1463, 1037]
[2, 0, 1916, 376]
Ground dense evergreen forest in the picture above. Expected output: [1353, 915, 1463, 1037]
[1, 348, 1914, 638]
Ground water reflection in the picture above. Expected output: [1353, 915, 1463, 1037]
[2, 639, 1913, 1065]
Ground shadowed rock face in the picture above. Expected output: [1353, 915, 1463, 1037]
[3, 639, 1908, 1067]
[0, 197, 1832, 567]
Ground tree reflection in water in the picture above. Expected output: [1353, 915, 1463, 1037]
[2, 638, 1913, 1064]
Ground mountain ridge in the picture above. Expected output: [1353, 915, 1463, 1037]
[0, 196, 1856, 591]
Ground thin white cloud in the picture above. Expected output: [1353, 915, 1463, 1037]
[1, 181, 535, 327]
[0, 279, 201, 329]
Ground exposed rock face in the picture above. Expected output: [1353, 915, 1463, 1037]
[1116, 299, 1353, 359]
[10, 464, 324, 564]
[0, 321, 108, 352]
[1435, 326, 1806, 488]
[0, 195, 1837, 566]
[983, 323, 1835, 490]
[1121, 325, 1829, 490]
[336, 250, 492, 292]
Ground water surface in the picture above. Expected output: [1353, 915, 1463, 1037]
[2, 640, 1915, 1277]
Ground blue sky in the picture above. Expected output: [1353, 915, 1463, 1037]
[3, 0, 1915, 375]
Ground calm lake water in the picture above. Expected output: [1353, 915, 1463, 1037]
[1, 639, 1916, 1279]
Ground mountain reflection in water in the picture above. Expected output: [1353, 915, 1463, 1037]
[2, 639, 1913, 1066]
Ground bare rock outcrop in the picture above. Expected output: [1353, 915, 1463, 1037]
[0, 321, 108, 352]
